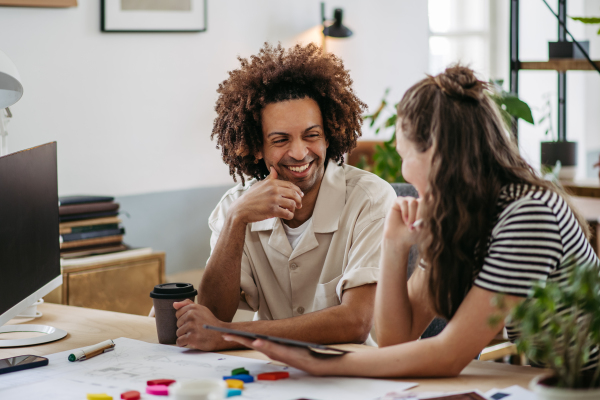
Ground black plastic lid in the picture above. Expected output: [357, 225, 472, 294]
[150, 282, 198, 299]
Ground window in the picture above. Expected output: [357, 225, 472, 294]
[428, 0, 491, 78]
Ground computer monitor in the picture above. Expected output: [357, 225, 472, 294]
[0, 142, 67, 347]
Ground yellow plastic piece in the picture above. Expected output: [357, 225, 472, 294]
[225, 379, 244, 389]
[86, 394, 113, 400]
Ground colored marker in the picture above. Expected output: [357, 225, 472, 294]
[226, 388, 243, 397]
[120, 391, 140, 400]
[231, 367, 249, 376]
[225, 379, 244, 389]
[87, 394, 112, 400]
[147, 379, 176, 386]
[69, 339, 115, 362]
[257, 371, 290, 381]
[223, 374, 254, 383]
[146, 385, 169, 396]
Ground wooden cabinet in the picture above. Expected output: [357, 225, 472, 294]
[45, 252, 165, 316]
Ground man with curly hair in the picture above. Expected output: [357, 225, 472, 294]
[173, 43, 396, 351]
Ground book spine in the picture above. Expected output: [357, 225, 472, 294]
[58, 196, 114, 206]
[60, 224, 120, 235]
[59, 202, 119, 216]
[59, 235, 123, 250]
[61, 228, 125, 242]
[59, 211, 119, 222]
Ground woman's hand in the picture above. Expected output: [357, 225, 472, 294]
[222, 335, 339, 376]
[383, 196, 423, 251]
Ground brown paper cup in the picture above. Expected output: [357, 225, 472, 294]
[152, 296, 195, 344]
[150, 282, 198, 345]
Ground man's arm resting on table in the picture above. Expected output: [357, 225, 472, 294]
[175, 283, 376, 351]
[198, 215, 247, 323]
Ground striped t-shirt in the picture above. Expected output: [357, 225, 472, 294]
[473, 183, 600, 369]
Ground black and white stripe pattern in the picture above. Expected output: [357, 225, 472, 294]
[474, 183, 600, 370]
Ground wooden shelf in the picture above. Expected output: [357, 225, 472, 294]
[562, 180, 600, 199]
[519, 59, 600, 72]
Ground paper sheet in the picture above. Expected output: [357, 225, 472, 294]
[0, 337, 417, 399]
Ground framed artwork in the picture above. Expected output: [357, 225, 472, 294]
[101, 0, 207, 33]
[0, 0, 76, 6]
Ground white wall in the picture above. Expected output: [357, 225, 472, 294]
[0, 0, 429, 197]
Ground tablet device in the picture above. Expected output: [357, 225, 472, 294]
[203, 325, 350, 357]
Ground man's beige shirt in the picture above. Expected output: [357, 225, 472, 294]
[208, 161, 396, 321]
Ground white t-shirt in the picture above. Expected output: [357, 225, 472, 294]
[282, 218, 312, 250]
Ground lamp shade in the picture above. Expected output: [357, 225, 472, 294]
[0, 50, 23, 109]
[322, 8, 352, 38]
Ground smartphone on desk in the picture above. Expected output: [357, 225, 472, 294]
[0, 355, 48, 374]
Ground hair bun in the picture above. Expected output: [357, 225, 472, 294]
[431, 65, 486, 102]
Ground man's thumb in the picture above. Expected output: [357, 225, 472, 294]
[269, 167, 278, 180]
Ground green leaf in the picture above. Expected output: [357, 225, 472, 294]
[501, 95, 534, 124]
[384, 114, 397, 128]
[570, 17, 600, 24]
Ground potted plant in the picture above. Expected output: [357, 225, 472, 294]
[536, 93, 578, 181]
[358, 89, 404, 183]
[495, 261, 600, 399]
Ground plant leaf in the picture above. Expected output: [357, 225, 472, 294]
[570, 17, 600, 24]
[501, 95, 534, 124]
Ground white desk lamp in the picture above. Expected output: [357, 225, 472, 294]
[0, 50, 24, 157]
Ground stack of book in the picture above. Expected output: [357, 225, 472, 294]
[59, 195, 126, 259]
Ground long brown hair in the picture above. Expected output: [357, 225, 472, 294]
[396, 65, 589, 320]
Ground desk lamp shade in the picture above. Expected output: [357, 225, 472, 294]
[323, 8, 353, 38]
[0, 50, 24, 109]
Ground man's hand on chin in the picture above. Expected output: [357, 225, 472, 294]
[174, 299, 230, 351]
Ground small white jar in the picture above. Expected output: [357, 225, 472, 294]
[169, 379, 227, 400]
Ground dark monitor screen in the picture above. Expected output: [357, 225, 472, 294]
[0, 142, 60, 317]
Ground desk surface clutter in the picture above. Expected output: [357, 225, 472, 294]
[1, 303, 543, 399]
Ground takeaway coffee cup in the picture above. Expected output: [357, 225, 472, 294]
[150, 283, 198, 344]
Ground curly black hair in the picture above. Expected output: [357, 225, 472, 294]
[211, 42, 367, 184]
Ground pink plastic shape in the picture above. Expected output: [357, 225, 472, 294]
[146, 385, 169, 396]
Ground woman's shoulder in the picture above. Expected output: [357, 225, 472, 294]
[495, 182, 565, 221]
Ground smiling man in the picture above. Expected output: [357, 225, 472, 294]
[173, 43, 396, 351]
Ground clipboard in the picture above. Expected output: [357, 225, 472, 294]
[203, 325, 351, 357]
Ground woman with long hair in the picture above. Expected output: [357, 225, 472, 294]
[223, 65, 600, 377]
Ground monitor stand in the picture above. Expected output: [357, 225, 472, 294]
[0, 299, 67, 348]
[0, 324, 67, 347]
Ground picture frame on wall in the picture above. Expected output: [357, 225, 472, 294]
[101, 0, 207, 33]
[0, 0, 76, 6]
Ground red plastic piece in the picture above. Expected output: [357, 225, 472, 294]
[120, 391, 141, 400]
[147, 379, 176, 386]
[257, 371, 290, 381]
[146, 385, 169, 396]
